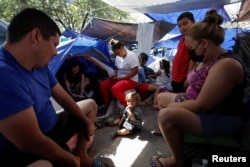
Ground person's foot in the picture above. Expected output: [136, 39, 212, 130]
[150, 156, 183, 167]
[151, 129, 162, 137]
[111, 131, 117, 139]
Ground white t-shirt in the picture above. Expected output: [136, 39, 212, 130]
[155, 68, 172, 91]
[115, 50, 139, 82]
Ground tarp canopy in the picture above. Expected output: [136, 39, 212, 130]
[81, 18, 175, 45]
[155, 27, 243, 50]
[0, 19, 8, 45]
[233, 0, 250, 22]
[49, 34, 114, 76]
[101, 0, 241, 14]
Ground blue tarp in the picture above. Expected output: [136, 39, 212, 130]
[49, 30, 114, 75]
[155, 27, 243, 51]
[147, 6, 238, 50]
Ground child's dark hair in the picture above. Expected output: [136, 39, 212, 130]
[110, 39, 124, 51]
[177, 11, 195, 22]
[138, 52, 149, 63]
[160, 59, 170, 78]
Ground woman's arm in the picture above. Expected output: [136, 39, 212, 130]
[169, 58, 244, 113]
[119, 66, 138, 80]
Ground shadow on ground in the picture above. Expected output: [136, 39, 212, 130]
[89, 105, 171, 167]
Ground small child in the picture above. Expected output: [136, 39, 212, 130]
[111, 91, 142, 139]
[148, 59, 172, 110]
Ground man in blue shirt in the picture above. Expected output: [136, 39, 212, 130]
[0, 8, 104, 167]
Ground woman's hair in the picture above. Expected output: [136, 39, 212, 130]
[110, 39, 124, 51]
[66, 61, 82, 84]
[160, 59, 170, 78]
[126, 91, 141, 104]
[186, 9, 225, 45]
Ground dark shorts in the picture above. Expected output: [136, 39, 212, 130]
[119, 120, 141, 134]
[171, 81, 186, 93]
[0, 111, 77, 167]
[198, 113, 243, 136]
[174, 95, 243, 136]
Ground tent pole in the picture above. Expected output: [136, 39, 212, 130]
[80, 11, 89, 33]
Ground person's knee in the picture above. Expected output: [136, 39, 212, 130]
[88, 99, 98, 112]
[26, 160, 53, 167]
[157, 93, 165, 105]
[78, 99, 97, 113]
[158, 108, 175, 126]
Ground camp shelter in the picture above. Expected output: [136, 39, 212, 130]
[49, 33, 114, 77]
[155, 27, 243, 50]
[101, 0, 240, 14]
[81, 18, 175, 46]
[49, 33, 114, 104]
[0, 19, 8, 45]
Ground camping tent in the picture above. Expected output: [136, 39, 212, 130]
[49, 33, 114, 77]
[0, 19, 8, 45]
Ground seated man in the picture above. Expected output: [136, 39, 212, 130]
[0, 8, 106, 167]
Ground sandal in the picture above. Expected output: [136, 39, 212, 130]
[93, 160, 109, 167]
[150, 156, 164, 167]
[151, 129, 162, 137]
[151, 105, 159, 110]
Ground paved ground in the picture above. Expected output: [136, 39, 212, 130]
[51, 98, 171, 167]
[89, 104, 171, 167]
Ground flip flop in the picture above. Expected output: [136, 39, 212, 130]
[151, 129, 163, 137]
[93, 160, 109, 167]
[150, 156, 164, 167]
[151, 106, 159, 110]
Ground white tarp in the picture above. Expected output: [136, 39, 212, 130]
[102, 0, 241, 14]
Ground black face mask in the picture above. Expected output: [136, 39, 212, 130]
[188, 49, 204, 62]
[188, 42, 205, 62]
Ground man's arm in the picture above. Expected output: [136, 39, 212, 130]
[0, 107, 79, 167]
[51, 83, 94, 137]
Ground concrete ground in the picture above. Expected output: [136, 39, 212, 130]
[89, 104, 171, 167]
[51, 98, 171, 167]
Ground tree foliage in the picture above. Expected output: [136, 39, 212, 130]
[0, 0, 132, 32]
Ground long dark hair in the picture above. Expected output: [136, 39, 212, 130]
[66, 61, 82, 84]
[160, 59, 170, 78]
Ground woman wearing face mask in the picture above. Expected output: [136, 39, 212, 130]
[150, 10, 246, 167]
